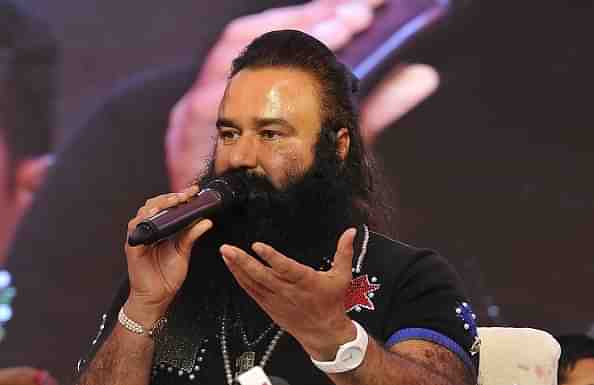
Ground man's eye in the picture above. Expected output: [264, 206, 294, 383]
[219, 130, 239, 141]
[260, 130, 282, 140]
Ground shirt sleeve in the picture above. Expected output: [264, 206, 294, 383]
[382, 247, 480, 375]
[75, 279, 129, 377]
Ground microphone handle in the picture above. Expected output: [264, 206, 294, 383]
[128, 189, 222, 246]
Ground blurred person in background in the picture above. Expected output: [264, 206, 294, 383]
[557, 334, 594, 385]
[0, 0, 55, 261]
[3, 0, 439, 381]
[0, 1, 59, 384]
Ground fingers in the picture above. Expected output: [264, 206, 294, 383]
[220, 245, 276, 297]
[252, 242, 309, 283]
[126, 185, 200, 247]
[308, 1, 373, 49]
[223, 2, 333, 41]
[360, 63, 440, 146]
[331, 228, 357, 276]
[199, 0, 382, 82]
[175, 219, 214, 256]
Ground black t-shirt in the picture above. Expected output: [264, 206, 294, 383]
[78, 225, 479, 384]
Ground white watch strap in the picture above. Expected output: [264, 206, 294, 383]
[311, 320, 369, 374]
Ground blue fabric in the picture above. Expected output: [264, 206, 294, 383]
[385, 327, 475, 373]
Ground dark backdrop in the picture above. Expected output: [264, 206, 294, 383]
[3, 0, 593, 381]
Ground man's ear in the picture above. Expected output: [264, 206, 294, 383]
[335, 127, 350, 161]
[14, 154, 54, 214]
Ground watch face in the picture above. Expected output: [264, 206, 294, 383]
[341, 346, 364, 365]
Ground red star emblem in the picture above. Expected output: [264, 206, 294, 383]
[344, 274, 380, 312]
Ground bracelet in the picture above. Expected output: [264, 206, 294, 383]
[118, 307, 167, 338]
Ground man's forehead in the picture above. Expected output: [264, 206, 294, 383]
[219, 67, 322, 126]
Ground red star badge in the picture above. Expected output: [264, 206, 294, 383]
[344, 274, 380, 313]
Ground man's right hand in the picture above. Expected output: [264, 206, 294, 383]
[123, 185, 213, 327]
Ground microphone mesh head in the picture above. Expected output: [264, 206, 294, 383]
[204, 173, 249, 207]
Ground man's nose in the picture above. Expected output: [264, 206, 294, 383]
[228, 134, 258, 169]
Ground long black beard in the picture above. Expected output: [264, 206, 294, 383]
[186, 132, 366, 282]
[176, 133, 367, 339]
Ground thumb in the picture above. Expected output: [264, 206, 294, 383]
[331, 228, 357, 277]
[175, 219, 213, 257]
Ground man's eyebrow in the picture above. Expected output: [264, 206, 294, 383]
[253, 117, 296, 133]
[215, 118, 239, 130]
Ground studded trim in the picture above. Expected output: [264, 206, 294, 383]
[353, 224, 369, 274]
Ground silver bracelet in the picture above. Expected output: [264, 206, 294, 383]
[117, 307, 167, 338]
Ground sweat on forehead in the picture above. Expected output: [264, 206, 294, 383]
[220, 67, 323, 130]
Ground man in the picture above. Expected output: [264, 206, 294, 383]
[557, 334, 594, 385]
[0, 1, 59, 384]
[4, 1, 439, 380]
[76, 30, 478, 385]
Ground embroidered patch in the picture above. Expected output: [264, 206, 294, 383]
[345, 274, 380, 313]
[455, 301, 481, 356]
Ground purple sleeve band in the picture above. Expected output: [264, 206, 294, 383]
[385, 327, 475, 373]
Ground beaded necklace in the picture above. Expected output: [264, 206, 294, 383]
[220, 309, 284, 385]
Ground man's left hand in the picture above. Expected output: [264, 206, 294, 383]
[220, 228, 358, 361]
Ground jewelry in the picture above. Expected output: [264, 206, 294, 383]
[220, 310, 284, 385]
[117, 307, 167, 338]
[237, 312, 276, 349]
[354, 224, 369, 274]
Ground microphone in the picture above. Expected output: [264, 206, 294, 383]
[127, 175, 248, 246]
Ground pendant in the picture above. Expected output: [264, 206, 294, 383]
[235, 351, 256, 376]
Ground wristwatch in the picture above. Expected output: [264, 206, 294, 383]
[311, 320, 369, 373]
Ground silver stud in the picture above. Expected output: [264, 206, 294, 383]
[194, 365, 200, 372]
[355, 306, 362, 312]
[92, 339, 97, 345]
[178, 369, 184, 376]
[462, 302, 468, 308]
[197, 357, 204, 362]
[371, 276, 378, 283]
[456, 307, 462, 314]
[160, 364, 165, 369]
[167, 366, 173, 373]
[200, 348, 206, 353]
[189, 374, 196, 380]
[368, 292, 375, 298]
[472, 313, 477, 320]
[464, 323, 470, 330]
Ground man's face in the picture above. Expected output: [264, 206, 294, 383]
[214, 67, 322, 188]
[563, 358, 594, 385]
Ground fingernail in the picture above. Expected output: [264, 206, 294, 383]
[149, 207, 159, 215]
[252, 243, 263, 254]
[221, 245, 236, 261]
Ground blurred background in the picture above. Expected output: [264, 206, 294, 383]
[1, 0, 593, 382]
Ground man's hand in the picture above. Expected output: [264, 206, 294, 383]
[220, 228, 358, 360]
[123, 185, 213, 327]
[165, 0, 439, 191]
[0, 367, 58, 385]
